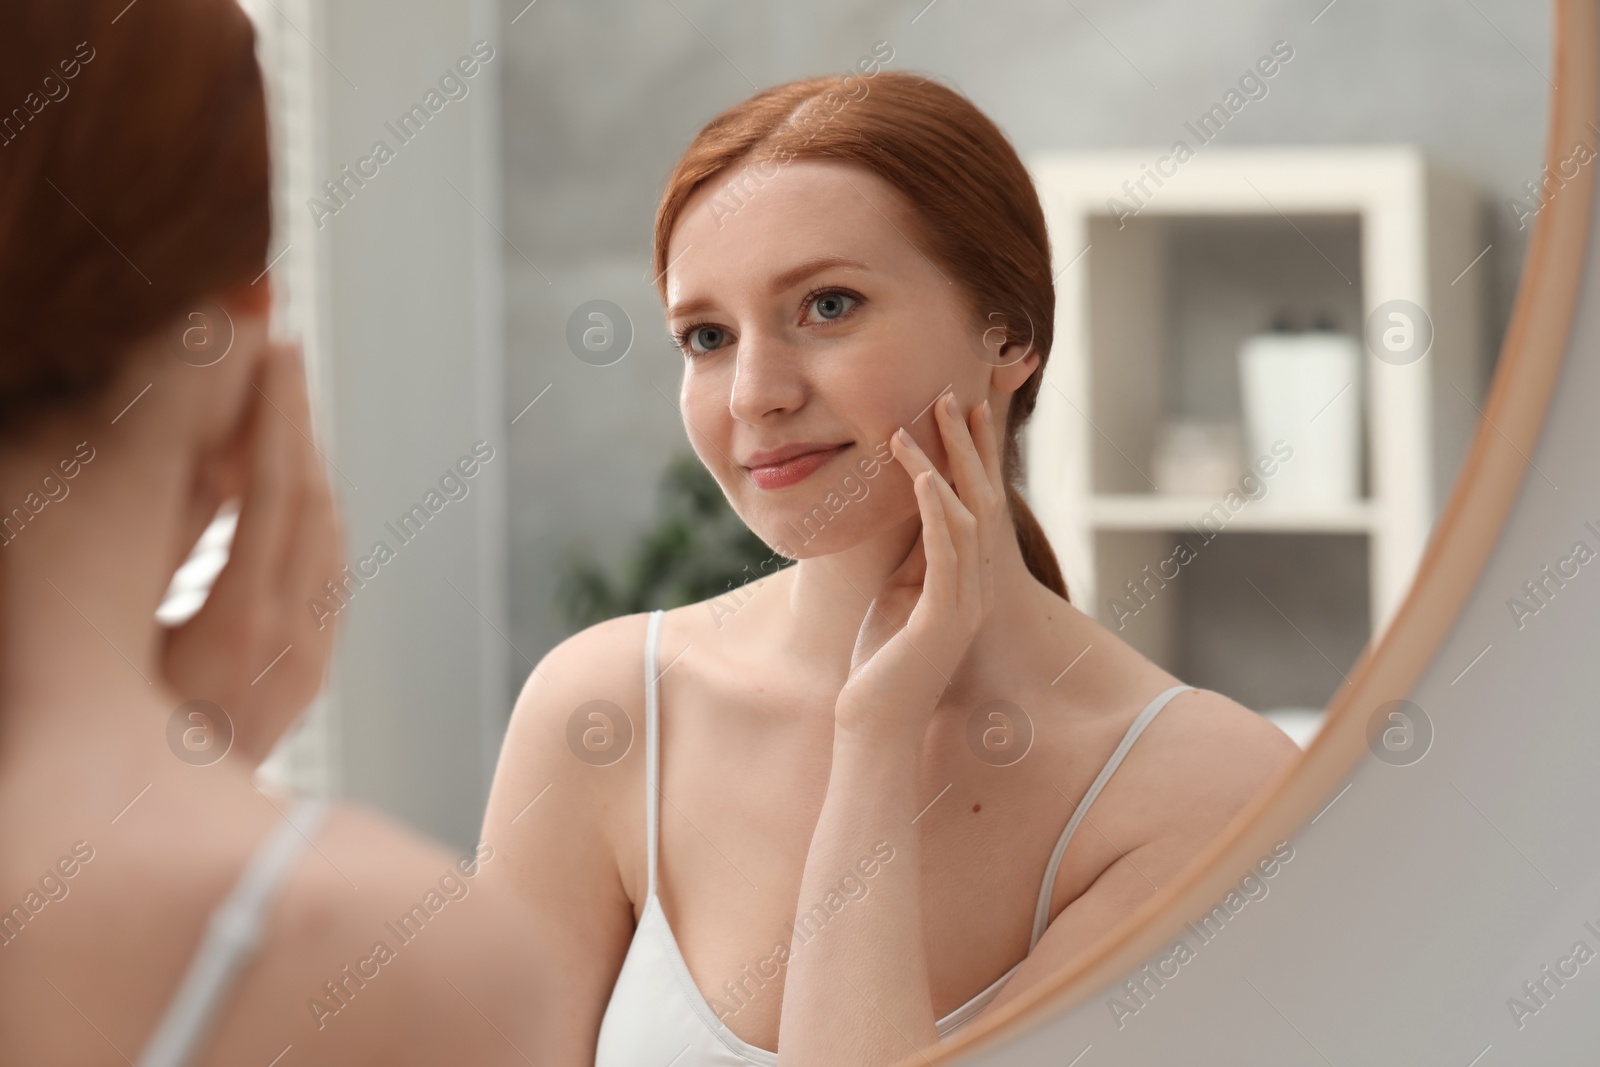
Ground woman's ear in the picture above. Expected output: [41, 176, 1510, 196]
[992, 341, 1041, 393]
[976, 310, 1041, 393]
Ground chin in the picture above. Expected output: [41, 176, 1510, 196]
[754, 496, 909, 561]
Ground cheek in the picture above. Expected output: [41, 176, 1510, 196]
[679, 369, 742, 479]
[819, 328, 932, 431]
[680, 366, 727, 428]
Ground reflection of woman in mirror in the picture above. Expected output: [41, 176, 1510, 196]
[484, 68, 1299, 1065]
[0, 3, 553, 1063]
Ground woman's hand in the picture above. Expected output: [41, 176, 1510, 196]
[782, 390, 1005, 1064]
[159, 339, 345, 759]
[836, 389, 1006, 741]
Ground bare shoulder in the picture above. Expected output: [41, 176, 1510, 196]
[477, 609, 677, 1062]
[250, 801, 555, 1065]
[489, 610, 655, 813]
[508, 609, 655, 722]
[1110, 687, 1303, 844]
[273, 796, 523, 921]
[481, 611, 658, 926]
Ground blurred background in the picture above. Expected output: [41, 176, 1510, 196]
[184, 0, 1551, 849]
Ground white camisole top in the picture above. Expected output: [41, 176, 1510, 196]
[594, 608, 1194, 1066]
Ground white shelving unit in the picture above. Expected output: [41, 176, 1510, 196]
[1024, 147, 1486, 714]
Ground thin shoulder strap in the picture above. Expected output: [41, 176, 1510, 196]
[138, 796, 328, 1067]
[1028, 685, 1195, 949]
[644, 608, 665, 900]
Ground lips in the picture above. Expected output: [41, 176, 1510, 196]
[742, 442, 852, 490]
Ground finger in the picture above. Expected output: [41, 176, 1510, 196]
[295, 344, 347, 606]
[257, 344, 314, 634]
[933, 391, 998, 517]
[892, 426, 978, 558]
[279, 343, 343, 647]
[913, 425, 984, 628]
[896, 431, 979, 633]
[975, 398, 1005, 491]
[890, 424, 946, 492]
[222, 345, 298, 609]
[281, 467, 339, 678]
[932, 394, 997, 621]
[910, 471, 958, 626]
[269, 340, 321, 569]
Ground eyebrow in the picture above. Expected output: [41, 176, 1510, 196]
[665, 254, 870, 321]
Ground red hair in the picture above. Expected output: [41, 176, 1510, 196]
[0, 0, 270, 440]
[0, 0, 268, 718]
[652, 70, 1068, 601]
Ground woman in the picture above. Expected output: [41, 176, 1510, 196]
[483, 70, 1300, 1065]
[0, 3, 553, 1063]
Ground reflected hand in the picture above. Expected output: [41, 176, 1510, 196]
[836, 390, 1004, 741]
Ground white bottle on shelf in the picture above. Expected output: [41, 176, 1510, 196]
[1238, 326, 1362, 509]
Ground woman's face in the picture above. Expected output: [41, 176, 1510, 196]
[663, 159, 1037, 559]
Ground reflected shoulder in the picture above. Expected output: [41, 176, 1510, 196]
[509, 610, 655, 717]
[1113, 687, 1304, 843]
[493, 611, 654, 791]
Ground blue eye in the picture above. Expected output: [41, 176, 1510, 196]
[678, 323, 729, 355]
[693, 326, 725, 351]
[806, 291, 858, 323]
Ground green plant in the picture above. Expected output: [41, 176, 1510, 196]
[553, 451, 788, 630]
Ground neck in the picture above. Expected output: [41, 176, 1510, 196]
[0, 413, 195, 759]
[777, 506, 1066, 708]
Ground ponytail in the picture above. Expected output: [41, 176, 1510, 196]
[1005, 478, 1068, 603]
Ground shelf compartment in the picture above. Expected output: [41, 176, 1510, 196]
[1089, 493, 1378, 534]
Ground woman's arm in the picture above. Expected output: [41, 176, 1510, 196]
[779, 392, 1002, 1065]
[478, 617, 648, 1067]
[778, 717, 940, 1064]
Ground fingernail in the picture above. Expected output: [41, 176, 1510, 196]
[982, 399, 993, 424]
[896, 427, 911, 447]
[944, 392, 957, 414]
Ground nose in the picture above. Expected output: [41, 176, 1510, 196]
[727, 326, 807, 424]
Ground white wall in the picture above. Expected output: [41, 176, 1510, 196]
[311, 0, 508, 848]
